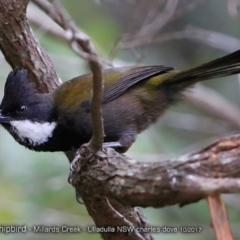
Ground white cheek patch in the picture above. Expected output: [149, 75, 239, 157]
[10, 120, 57, 146]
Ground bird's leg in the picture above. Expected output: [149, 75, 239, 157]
[103, 142, 129, 153]
[103, 134, 136, 153]
[103, 142, 123, 148]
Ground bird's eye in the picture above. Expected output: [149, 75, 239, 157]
[16, 106, 27, 114]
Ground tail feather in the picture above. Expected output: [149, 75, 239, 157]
[166, 49, 240, 87]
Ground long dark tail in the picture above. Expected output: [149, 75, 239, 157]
[165, 49, 240, 88]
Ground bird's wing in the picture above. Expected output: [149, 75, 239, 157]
[102, 65, 173, 104]
[79, 65, 173, 111]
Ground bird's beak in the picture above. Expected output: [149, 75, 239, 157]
[0, 109, 12, 123]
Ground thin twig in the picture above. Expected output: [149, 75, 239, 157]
[105, 197, 145, 240]
[31, 0, 110, 65]
[34, 0, 105, 152]
[207, 197, 233, 240]
[112, 0, 208, 54]
[117, 25, 240, 52]
[187, 85, 240, 131]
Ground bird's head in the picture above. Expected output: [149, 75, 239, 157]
[0, 69, 56, 147]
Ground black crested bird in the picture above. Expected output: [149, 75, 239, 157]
[1, 50, 240, 152]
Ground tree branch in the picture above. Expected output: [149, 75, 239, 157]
[69, 134, 240, 208]
[0, 0, 60, 92]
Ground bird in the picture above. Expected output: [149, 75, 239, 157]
[0, 50, 240, 153]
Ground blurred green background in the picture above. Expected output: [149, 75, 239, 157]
[0, 0, 240, 239]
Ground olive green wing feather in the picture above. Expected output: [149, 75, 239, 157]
[102, 65, 173, 104]
[80, 65, 173, 111]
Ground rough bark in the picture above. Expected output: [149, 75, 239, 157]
[0, 0, 60, 92]
[68, 135, 240, 239]
[69, 135, 240, 208]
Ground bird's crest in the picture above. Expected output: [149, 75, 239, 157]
[4, 69, 36, 97]
[0, 69, 37, 111]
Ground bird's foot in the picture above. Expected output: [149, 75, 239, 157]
[104, 133, 136, 153]
[103, 142, 129, 153]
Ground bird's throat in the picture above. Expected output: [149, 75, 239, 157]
[9, 120, 57, 146]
